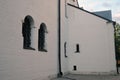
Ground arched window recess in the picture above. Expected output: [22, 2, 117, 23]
[22, 15, 35, 50]
[38, 23, 48, 52]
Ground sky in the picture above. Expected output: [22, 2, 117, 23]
[78, 0, 120, 24]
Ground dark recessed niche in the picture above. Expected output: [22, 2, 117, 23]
[73, 65, 77, 71]
[64, 42, 67, 58]
[38, 23, 48, 52]
[22, 15, 35, 50]
[75, 44, 80, 53]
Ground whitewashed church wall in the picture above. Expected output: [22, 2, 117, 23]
[106, 23, 116, 72]
[61, 0, 78, 74]
[60, 0, 79, 75]
[67, 5, 116, 74]
[0, 0, 58, 80]
[60, 0, 69, 74]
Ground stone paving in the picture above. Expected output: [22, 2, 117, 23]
[52, 74, 120, 80]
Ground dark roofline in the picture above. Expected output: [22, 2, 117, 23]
[67, 3, 115, 24]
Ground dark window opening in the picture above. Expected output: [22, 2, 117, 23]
[73, 65, 77, 71]
[38, 23, 48, 52]
[22, 15, 35, 50]
[75, 44, 80, 53]
[64, 42, 67, 58]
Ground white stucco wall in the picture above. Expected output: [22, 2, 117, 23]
[60, 0, 78, 74]
[60, 0, 69, 74]
[0, 0, 117, 79]
[67, 5, 116, 74]
[0, 0, 58, 80]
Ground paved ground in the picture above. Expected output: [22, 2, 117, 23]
[52, 74, 120, 80]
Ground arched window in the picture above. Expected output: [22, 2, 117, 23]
[22, 15, 35, 50]
[38, 23, 48, 52]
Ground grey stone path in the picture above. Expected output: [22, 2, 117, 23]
[52, 74, 120, 80]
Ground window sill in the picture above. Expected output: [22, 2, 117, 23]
[75, 51, 80, 53]
[23, 47, 35, 50]
[38, 49, 47, 52]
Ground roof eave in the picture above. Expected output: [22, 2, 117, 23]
[67, 3, 115, 24]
